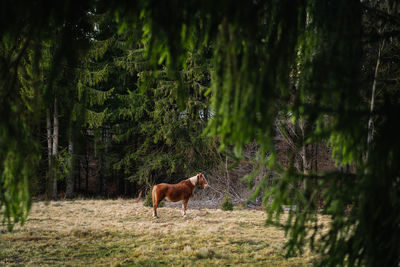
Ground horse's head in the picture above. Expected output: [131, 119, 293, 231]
[197, 173, 208, 189]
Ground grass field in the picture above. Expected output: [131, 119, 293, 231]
[0, 199, 319, 266]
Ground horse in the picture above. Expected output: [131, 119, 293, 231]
[152, 173, 208, 218]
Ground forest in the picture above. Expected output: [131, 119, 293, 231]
[1, 0, 400, 266]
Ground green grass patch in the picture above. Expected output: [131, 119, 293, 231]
[0, 199, 318, 266]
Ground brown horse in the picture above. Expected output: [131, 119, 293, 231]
[152, 173, 208, 218]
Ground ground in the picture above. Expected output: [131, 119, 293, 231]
[0, 199, 320, 266]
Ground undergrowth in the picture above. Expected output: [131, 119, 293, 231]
[221, 194, 234, 211]
[143, 192, 165, 207]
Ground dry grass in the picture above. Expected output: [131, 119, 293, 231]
[0, 199, 321, 266]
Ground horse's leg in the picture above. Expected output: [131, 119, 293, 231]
[153, 204, 159, 218]
[152, 186, 160, 218]
[153, 202, 159, 218]
[182, 198, 189, 217]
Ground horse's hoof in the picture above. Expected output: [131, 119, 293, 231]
[153, 215, 159, 219]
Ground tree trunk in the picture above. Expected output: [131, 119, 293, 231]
[314, 144, 318, 173]
[85, 152, 89, 194]
[367, 40, 385, 151]
[299, 118, 308, 175]
[66, 130, 74, 199]
[46, 109, 52, 169]
[302, 144, 307, 174]
[99, 128, 108, 196]
[77, 159, 81, 191]
[46, 108, 53, 199]
[225, 155, 230, 194]
[119, 176, 125, 195]
[51, 98, 59, 200]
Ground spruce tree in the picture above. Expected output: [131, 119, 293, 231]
[1, 1, 400, 265]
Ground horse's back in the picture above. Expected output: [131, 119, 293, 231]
[153, 182, 191, 202]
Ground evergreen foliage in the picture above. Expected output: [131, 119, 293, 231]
[221, 194, 234, 211]
[106, 28, 218, 186]
[143, 192, 164, 208]
[67, 13, 218, 194]
[143, 192, 153, 207]
[0, 1, 400, 266]
[116, 2, 400, 266]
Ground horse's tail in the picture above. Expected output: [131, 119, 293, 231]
[152, 185, 157, 206]
[135, 190, 142, 203]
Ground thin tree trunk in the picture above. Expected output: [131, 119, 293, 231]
[66, 129, 74, 199]
[78, 159, 81, 191]
[103, 129, 108, 196]
[46, 108, 53, 199]
[46, 109, 52, 168]
[225, 155, 230, 194]
[52, 98, 59, 200]
[99, 159, 104, 195]
[315, 144, 318, 173]
[366, 0, 396, 154]
[85, 153, 89, 194]
[99, 128, 108, 196]
[74, 165, 78, 192]
[299, 118, 308, 175]
[299, 118, 309, 210]
[119, 176, 125, 195]
[367, 40, 385, 155]
[302, 144, 307, 174]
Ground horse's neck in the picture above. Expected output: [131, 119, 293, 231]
[188, 176, 197, 186]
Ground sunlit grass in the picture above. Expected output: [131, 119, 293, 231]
[0, 199, 319, 266]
